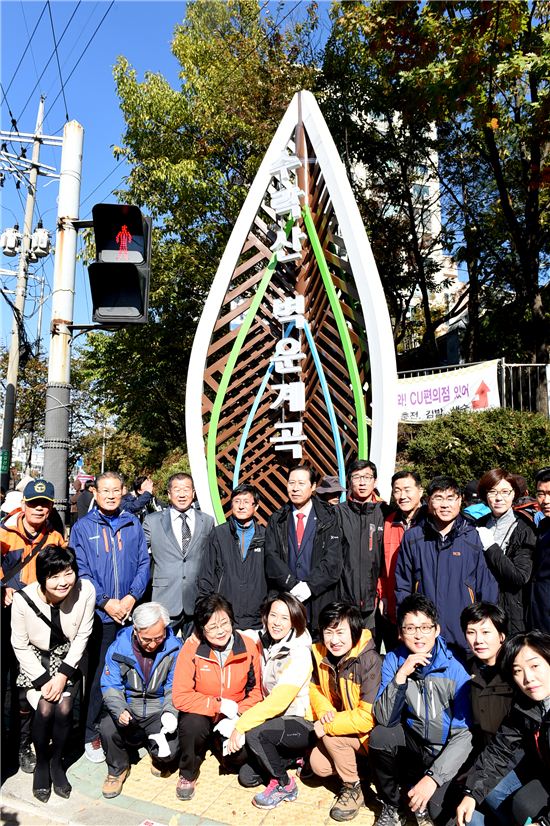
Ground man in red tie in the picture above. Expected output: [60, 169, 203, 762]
[264, 465, 342, 637]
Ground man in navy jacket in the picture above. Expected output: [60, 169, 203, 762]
[395, 476, 497, 657]
[71, 471, 150, 762]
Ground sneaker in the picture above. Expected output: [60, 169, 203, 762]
[330, 781, 364, 821]
[84, 736, 105, 763]
[102, 767, 130, 799]
[375, 803, 407, 826]
[252, 777, 298, 809]
[19, 744, 36, 774]
[176, 775, 196, 800]
[415, 811, 435, 826]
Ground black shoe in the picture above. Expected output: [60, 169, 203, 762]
[53, 782, 72, 799]
[32, 787, 51, 803]
[238, 762, 263, 788]
[19, 744, 36, 774]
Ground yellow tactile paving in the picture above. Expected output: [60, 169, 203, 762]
[119, 748, 381, 825]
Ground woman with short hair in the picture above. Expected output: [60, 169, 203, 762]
[457, 630, 550, 826]
[475, 469, 536, 634]
[172, 594, 262, 801]
[11, 546, 95, 801]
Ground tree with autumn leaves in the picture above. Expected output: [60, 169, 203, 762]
[77, 0, 548, 473]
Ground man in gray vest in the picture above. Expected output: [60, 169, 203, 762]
[143, 473, 213, 638]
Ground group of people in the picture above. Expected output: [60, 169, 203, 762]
[1, 460, 549, 825]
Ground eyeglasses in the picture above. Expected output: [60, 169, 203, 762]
[401, 624, 436, 636]
[204, 620, 232, 633]
[430, 495, 459, 504]
[136, 632, 165, 644]
[351, 474, 375, 482]
[232, 497, 255, 506]
[487, 489, 514, 498]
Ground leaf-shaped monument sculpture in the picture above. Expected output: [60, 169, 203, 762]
[186, 91, 397, 524]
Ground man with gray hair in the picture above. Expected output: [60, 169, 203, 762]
[98, 602, 182, 799]
[71, 470, 150, 762]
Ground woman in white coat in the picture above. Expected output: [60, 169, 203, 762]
[11, 546, 95, 802]
[225, 592, 314, 810]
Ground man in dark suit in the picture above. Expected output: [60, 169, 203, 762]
[264, 464, 342, 636]
[143, 473, 214, 638]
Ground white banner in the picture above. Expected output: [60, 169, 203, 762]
[397, 360, 501, 423]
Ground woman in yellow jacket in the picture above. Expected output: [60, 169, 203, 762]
[310, 602, 382, 822]
[225, 592, 314, 810]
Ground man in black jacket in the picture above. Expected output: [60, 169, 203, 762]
[337, 459, 385, 632]
[264, 465, 342, 635]
[196, 484, 266, 630]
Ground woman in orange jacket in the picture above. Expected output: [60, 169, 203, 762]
[172, 594, 261, 801]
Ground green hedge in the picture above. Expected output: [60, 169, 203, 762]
[399, 408, 550, 489]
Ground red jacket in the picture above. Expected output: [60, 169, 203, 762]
[172, 631, 262, 717]
[377, 506, 427, 623]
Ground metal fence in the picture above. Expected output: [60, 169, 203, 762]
[397, 359, 549, 416]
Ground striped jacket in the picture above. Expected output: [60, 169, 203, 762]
[310, 628, 382, 748]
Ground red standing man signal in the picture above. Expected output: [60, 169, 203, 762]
[116, 224, 132, 259]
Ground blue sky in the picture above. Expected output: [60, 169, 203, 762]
[1, 1, 184, 346]
[1, 0, 329, 352]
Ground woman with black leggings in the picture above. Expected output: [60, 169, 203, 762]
[11, 546, 95, 801]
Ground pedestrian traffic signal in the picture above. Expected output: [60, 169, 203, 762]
[88, 204, 151, 325]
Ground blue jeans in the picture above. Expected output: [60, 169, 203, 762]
[468, 770, 523, 825]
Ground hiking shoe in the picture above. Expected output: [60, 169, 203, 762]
[330, 781, 364, 821]
[415, 811, 436, 826]
[19, 744, 36, 774]
[176, 775, 196, 800]
[102, 767, 130, 799]
[84, 736, 105, 763]
[375, 803, 407, 826]
[238, 762, 263, 788]
[252, 776, 298, 809]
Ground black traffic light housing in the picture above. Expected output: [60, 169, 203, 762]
[88, 203, 151, 325]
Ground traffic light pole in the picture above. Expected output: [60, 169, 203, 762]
[0, 97, 45, 492]
[42, 120, 83, 524]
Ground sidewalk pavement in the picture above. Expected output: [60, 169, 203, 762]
[0, 747, 394, 826]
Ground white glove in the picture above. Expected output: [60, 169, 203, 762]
[213, 717, 236, 738]
[160, 711, 178, 734]
[290, 581, 311, 602]
[476, 527, 495, 551]
[219, 698, 239, 719]
[148, 731, 170, 758]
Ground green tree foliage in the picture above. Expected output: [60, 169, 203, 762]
[320, 1, 452, 359]
[403, 0, 550, 362]
[80, 0, 320, 465]
[320, 0, 550, 364]
[400, 408, 550, 488]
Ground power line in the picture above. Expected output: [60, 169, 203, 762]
[17, 1, 81, 124]
[46, 0, 115, 125]
[0, 82, 19, 130]
[80, 160, 126, 210]
[1, 2, 48, 104]
[46, 1, 69, 123]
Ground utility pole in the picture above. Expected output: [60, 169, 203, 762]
[42, 120, 83, 524]
[0, 97, 44, 491]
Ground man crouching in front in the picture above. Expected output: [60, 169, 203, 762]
[99, 602, 182, 797]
